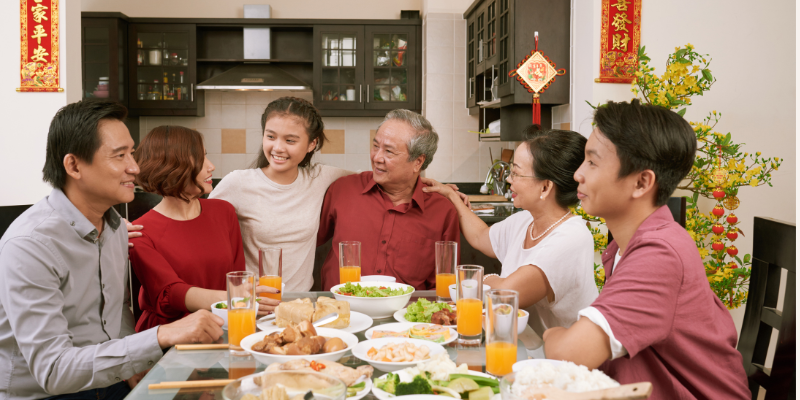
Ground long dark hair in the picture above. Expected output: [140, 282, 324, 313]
[525, 129, 587, 208]
[251, 97, 326, 169]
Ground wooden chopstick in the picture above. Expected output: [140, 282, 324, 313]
[175, 344, 231, 350]
[148, 379, 235, 390]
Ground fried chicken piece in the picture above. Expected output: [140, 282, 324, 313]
[431, 309, 457, 325]
[297, 320, 317, 338]
[280, 323, 302, 343]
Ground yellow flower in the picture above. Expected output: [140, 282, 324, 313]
[698, 248, 709, 258]
[756, 151, 762, 156]
[749, 178, 758, 187]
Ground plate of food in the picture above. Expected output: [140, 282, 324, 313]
[241, 320, 358, 365]
[331, 282, 415, 319]
[393, 298, 457, 328]
[265, 359, 375, 400]
[365, 322, 457, 345]
[221, 370, 348, 400]
[501, 361, 620, 399]
[352, 338, 446, 373]
[371, 353, 500, 400]
[257, 297, 373, 334]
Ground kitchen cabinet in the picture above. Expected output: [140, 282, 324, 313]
[81, 15, 128, 105]
[463, 0, 570, 140]
[313, 23, 419, 116]
[128, 23, 204, 116]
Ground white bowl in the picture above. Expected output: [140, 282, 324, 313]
[360, 275, 396, 282]
[331, 281, 415, 319]
[481, 308, 530, 335]
[511, 358, 570, 373]
[351, 338, 446, 372]
[240, 327, 358, 365]
[211, 283, 285, 330]
[448, 283, 491, 302]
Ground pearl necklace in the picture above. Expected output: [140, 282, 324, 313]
[529, 211, 572, 242]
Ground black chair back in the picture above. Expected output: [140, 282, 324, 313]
[737, 216, 795, 400]
[0, 205, 33, 238]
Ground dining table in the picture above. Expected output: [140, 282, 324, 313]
[125, 290, 544, 400]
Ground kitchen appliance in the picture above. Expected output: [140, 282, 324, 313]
[196, 5, 311, 92]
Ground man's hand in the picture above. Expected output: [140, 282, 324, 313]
[156, 310, 224, 349]
[126, 369, 149, 389]
[123, 218, 143, 248]
[255, 286, 281, 316]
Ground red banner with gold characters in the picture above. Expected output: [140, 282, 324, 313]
[596, 0, 641, 83]
[18, 0, 62, 92]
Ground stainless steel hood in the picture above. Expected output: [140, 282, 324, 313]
[196, 4, 312, 92]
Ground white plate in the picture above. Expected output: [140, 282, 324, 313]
[393, 308, 457, 329]
[351, 338, 447, 372]
[331, 281, 415, 319]
[365, 322, 457, 345]
[240, 327, 358, 365]
[257, 311, 374, 334]
[349, 377, 373, 400]
[511, 358, 570, 372]
[371, 369, 497, 400]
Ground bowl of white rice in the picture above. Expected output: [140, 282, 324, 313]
[500, 361, 619, 399]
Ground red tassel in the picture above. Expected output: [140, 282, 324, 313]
[532, 94, 541, 125]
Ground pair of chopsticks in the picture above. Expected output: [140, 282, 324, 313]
[175, 344, 234, 350]
[148, 379, 235, 390]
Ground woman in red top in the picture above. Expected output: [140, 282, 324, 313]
[129, 126, 277, 332]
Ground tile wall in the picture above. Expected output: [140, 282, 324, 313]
[421, 13, 516, 183]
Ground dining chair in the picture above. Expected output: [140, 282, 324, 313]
[737, 216, 795, 400]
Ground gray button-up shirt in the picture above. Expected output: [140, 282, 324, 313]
[0, 189, 163, 400]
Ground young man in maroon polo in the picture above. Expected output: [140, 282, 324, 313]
[317, 110, 460, 291]
[542, 100, 749, 399]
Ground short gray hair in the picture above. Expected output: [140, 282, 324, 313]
[378, 109, 438, 170]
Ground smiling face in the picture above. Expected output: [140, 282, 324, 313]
[507, 143, 546, 210]
[370, 119, 424, 187]
[184, 149, 215, 197]
[73, 119, 139, 206]
[262, 114, 317, 174]
[573, 128, 639, 219]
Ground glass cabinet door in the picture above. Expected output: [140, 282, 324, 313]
[129, 24, 196, 110]
[314, 26, 365, 110]
[365, 26, 416, 110]
[81, 18, 126, 106]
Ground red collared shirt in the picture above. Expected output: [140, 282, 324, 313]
[317, 172, 460, 290]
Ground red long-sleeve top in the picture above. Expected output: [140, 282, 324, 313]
[317, 172, 461, 291]
[129, 198, 245, 332]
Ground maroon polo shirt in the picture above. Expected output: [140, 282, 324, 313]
[594, 206, 749, 400]
[317, 171, 460, 291]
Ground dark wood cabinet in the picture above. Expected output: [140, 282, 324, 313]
[81, 16, 128, 106]
[128, 23, 203, 116]
[313, 23, 419, 116]
[463, 0, 570, 140]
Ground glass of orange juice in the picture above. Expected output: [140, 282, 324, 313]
[227, 271, 256, 355]
[485, 289, 519, 376]
[339, 241, 361, 284]
[456, 264, 484, 344]
[258, 247, 282, 301]
[435, 241, 457, 302]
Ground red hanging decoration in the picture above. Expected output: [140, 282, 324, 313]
[509, 32, 566, 125]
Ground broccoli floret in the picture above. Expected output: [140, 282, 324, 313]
[396, 375, 434, 395]
[374, 373, 400, 394]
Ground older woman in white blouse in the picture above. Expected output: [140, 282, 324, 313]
[422, 129, 597, 338]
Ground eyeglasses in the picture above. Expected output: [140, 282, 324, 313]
[508, 171, 536, 180]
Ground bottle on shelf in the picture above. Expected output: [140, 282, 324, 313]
[162, 72, 172, 100]
[180, 71, 184, 83]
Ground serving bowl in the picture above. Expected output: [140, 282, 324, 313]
[331, 281, 414, 319]
[351, 337, 446, 372]
[240, 327, 358, 365]
[360, 275, 396, 282]
[481, 308, 529, 335]
[222, 370, 347, 400]
[511, 358, 569, 373]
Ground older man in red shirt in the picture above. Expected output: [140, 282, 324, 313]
[317, 110, 460, 290]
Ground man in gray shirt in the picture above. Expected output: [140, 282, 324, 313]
[0, 99, 225, 400]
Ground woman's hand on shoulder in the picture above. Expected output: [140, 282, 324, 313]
[421, 177, 470, 207]
[123, 218, 143, 248]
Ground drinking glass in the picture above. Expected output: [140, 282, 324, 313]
[456, 265, 484, 344]
[435, 241, 457, 302]
[485, 289, 519, 376]
[339, 241, 361, 284]
[228, 353, 256, 379]
[258, 248, 282, 301]
[227, 271, 256, 354]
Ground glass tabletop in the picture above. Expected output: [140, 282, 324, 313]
[125, 291, 530, 400]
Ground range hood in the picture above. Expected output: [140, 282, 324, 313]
[196, 5, 311, 91]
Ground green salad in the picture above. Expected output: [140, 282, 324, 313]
[405, 298, 453, 323]
[335, 282, 413, 298]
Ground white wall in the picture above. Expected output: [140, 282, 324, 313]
[81, 0, 421, 19]
[0, 0, 82, 206]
